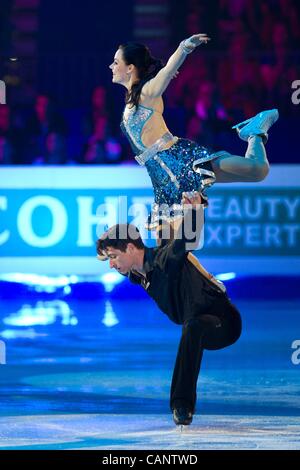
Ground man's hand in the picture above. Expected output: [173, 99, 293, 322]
[181, 191, 203, 208]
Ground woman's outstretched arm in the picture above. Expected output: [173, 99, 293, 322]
[142, 33, 210, 98]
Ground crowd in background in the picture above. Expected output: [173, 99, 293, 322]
[1, 0, 299, 165]
[167, 0, 300, 151]
[0, 87, 124, 165]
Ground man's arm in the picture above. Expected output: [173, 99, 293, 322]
[168, 192, 204, 260]
[142, 34, 210, 98]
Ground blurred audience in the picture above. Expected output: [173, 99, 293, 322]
[24, 94, 67, 164]
[0, 104, 22, 165]
[81, 85, 122, 164]
[186, 81, 228, 148]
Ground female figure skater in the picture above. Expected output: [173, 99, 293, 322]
[109, 34, 279, 231]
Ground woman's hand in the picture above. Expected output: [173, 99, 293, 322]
[182, 33, 210, 52]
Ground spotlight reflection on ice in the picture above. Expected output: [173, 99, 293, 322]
[63, 285, 72, 295]
[0, 328, 47, 339]
[3, 300, 78, 327]
[216, 272, 236, 281]
[0, 272, 125, 294]
[100, 272, 124, 293]
[102, 300, 119, 327]
[0, 273, 69, 287]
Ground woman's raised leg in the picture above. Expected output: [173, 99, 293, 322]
[211, 135, 269, 183]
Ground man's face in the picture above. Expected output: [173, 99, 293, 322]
[105, 246, 134, 275]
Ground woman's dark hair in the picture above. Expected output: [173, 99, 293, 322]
[119, 42, 164, 108]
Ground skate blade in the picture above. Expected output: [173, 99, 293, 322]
[176, 424, 189, 432]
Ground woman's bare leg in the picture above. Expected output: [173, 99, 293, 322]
[211, 135, 269, 183]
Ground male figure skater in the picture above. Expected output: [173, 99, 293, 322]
[96, 193, 242, 426]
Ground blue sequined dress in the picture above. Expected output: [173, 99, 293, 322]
[121, 104, 226, 228]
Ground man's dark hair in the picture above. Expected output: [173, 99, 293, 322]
[96, 223, 144, 260]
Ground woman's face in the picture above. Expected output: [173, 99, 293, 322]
[109, 48, 130, 85]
